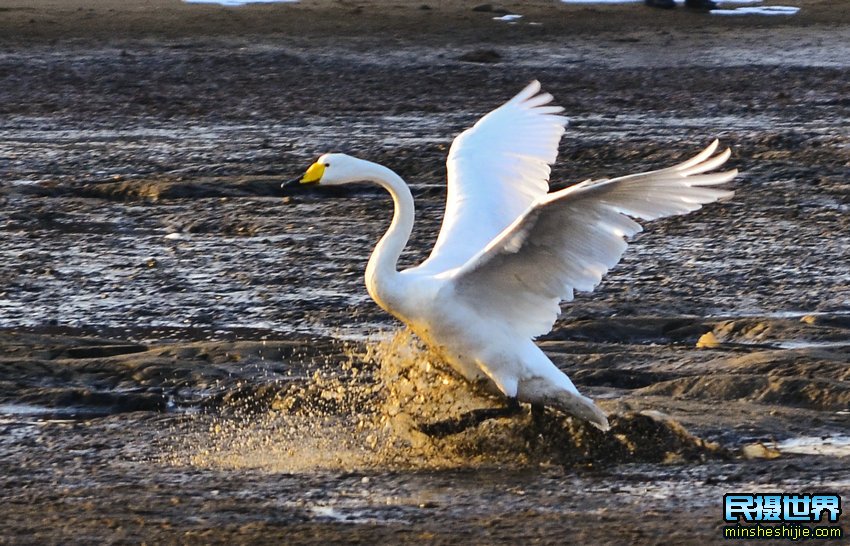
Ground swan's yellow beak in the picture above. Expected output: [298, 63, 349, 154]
[300, 162, 325, 185]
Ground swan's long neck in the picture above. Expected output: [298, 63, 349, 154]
[360, 160, 414, 312]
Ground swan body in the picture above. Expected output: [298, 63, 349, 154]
[294, 81, 737, 431]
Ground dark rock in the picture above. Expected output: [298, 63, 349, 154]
[458, 49, 502, 64]
[471, 4, 511, 15]
[572, 368, 676, 389]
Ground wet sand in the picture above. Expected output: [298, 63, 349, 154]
[1, 0, 849, 544]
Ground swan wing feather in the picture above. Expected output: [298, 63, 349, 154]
[419, 80, 568, 273]
[449, 141, 737, 339]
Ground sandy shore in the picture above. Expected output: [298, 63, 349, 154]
[0, 0, 840, 45]
[1, 0, 849, 544]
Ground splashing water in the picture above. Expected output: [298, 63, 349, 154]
[166, 329, 720, 471]
[168, 330, 514, 471]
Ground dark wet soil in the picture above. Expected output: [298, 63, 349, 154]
[1, 0, 849, 544]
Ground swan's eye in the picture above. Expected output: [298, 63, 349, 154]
[324, 163, 330, 167]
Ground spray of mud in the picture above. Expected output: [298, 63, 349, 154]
[166, 329, 722, 472]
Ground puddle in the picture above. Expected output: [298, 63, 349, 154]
[0, 403, 117, 420]
[0, 403, 61, 416]
[777, 436, 850, 457]
[306, 504, 410, 525]
[774, 340, 850, 350]
[759, 311, 850, 319]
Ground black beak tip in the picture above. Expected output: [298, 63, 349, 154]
[282, 177, 302, 189]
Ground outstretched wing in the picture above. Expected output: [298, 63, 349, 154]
[449, 141, 737, 339]
[416, 80, 568, 274]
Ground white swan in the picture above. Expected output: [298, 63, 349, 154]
[289, 81, 736, 432]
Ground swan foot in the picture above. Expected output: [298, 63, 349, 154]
[417, 398, 522, 438]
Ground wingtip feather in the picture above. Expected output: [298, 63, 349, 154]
[680, 147, 732, 177]
[524, 92, 555, 108]
[511, 80, 542, 104]
[675, 140, 720, 171]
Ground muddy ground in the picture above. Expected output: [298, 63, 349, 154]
[1, 0, 849, 544]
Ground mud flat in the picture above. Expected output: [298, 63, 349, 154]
[1, 0, 849, 543]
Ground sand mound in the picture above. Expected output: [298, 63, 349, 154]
[640, 348, 850, 411]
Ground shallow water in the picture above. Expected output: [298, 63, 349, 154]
[2, 104, 848, 338]
[1, 27, 849, 543]
[778, 435, 850, 457]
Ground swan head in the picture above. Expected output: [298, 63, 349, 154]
[291, 153, 364, 187]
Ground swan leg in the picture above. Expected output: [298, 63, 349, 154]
[531, 403, 547, 429]
[519, 379, 610, 432]
[417, 398, 522, 438]
[514, 343, 611, 432]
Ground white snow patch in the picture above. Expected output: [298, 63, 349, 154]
[493, 14, 523, 21]
[712, 6, 799, 15]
